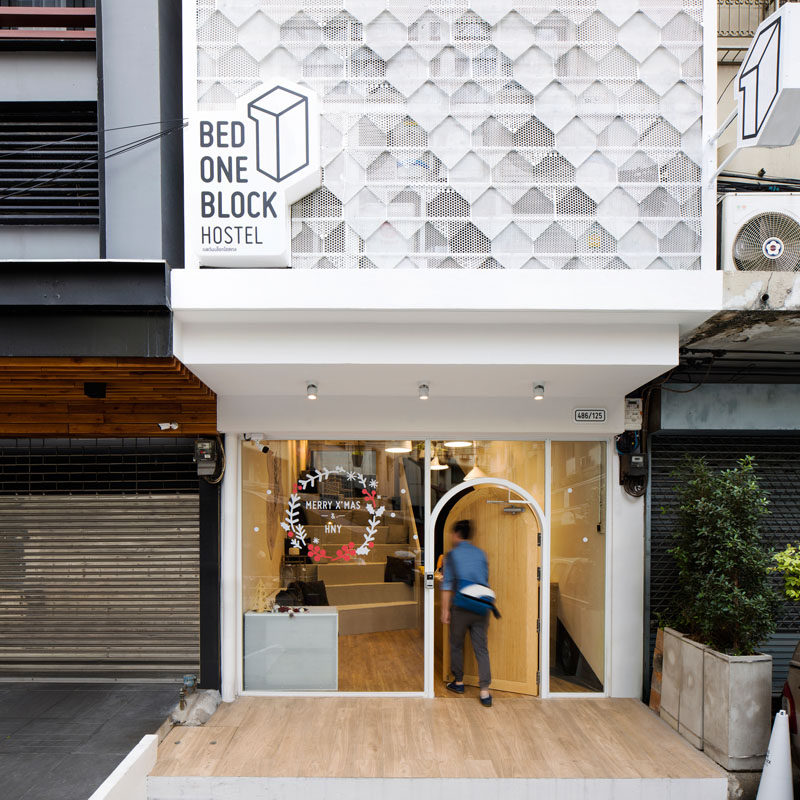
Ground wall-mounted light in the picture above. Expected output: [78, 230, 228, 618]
[386, 440, 413, 454]
[444, 440, 471, 448]
[306, 383, 318, 400]
[157, 422, 179, 431]
[418, 383, 430, 400]
[533, 383, 545, 400]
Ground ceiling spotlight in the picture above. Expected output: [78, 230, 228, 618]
[157, 422, 179, 431]
[386, 440, 413, 454]
[306, 383, 318, 400]
[418, 383, 430, 400]
[533, 383, 545, 400]
[444, 440, 471, 448]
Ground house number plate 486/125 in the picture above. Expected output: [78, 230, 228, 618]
[574, 408, 607, 423]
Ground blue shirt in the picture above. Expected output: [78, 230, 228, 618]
[442, 541, 489, 592]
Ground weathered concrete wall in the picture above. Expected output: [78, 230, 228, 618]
[723, 273, 800, 312]
[660, 383, 800, 430]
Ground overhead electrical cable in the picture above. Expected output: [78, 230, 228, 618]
[0, 122, 186, 202]
[0, 117, 187, 162]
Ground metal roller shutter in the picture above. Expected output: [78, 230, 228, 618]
[649, 432, 800, 696]
[0, 494, 199, 678]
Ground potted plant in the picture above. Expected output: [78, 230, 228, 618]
[662, 455, 780, 769]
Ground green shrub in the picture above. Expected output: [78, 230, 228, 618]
[669, 455, 780, 655]
[771, 544, 800, 601]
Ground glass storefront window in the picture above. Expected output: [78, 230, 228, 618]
[549, 441, 606, 693]
[242, 439, 424, 692]
[430, 440, 545, 510]
[241, 437, 608, 697]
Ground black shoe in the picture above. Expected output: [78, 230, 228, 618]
[446, 681, 465, 694]
[479, 694, 492, 707]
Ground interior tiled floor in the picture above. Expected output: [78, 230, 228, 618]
[0, 682, 178, 800]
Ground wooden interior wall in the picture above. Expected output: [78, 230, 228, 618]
[442, 485, 540, 696]
[0, 357, 217, 436]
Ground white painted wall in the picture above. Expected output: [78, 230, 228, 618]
[171, 269, 722, 324]
[0, 51, 96, 101]
[220, 395, 623, 440]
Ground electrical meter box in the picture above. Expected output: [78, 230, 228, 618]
[194, 439, 218, 476]
[624, 398, 643, 431]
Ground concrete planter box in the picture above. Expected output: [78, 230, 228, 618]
[678, 637, 707, 749]
[660, 627, 683, 731]
[702, 649, 772, 771]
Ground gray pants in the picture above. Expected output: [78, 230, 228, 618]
[449, 606, 491, 689]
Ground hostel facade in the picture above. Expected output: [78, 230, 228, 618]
[173, 0, 721, 702]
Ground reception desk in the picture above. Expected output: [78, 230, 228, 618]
[244, 608, 338, 691]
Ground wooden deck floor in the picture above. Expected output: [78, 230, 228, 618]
[151, 696, 724, 781]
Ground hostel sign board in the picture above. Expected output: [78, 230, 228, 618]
[186, 82, 321, 267]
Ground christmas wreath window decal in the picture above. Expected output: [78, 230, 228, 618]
[280, 465, 384, 561]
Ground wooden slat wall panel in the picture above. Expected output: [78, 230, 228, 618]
[0, 357, 217, 437]
[0, 494, 200, 677]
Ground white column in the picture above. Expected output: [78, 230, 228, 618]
[608, 453, 645, 697]
[220, 432, 239, 702]
[423, 439, 433, 698]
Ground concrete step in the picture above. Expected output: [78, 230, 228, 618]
[335, 600, 418, 636]
[326, 581, 414, 606]
[357, 543, 418, 558]
[317, 562, 386, 584]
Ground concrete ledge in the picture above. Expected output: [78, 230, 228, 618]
[148, 776, 728, 800]
[89, 734, 157, 800]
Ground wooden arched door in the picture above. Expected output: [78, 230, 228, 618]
[440, 485, 540, 696]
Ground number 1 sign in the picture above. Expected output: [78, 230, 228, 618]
[737, 4, 800, 149]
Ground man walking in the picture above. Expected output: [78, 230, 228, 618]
[441, 519, 493, 707]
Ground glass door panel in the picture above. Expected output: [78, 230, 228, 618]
[549, 441, 606, 693]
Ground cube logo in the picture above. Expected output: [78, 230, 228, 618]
[186, 81, 321, 268]
[247, 87, 310, 183]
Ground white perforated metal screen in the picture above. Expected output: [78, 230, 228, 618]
[196, 1, 704, 270]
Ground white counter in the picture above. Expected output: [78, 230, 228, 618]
[244, 607, 338, 691]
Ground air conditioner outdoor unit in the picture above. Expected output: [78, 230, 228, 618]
[721, 192, 800, 272]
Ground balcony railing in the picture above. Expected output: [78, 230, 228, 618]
[0, 2, 95, 42]
[718, 0, 795, 62]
